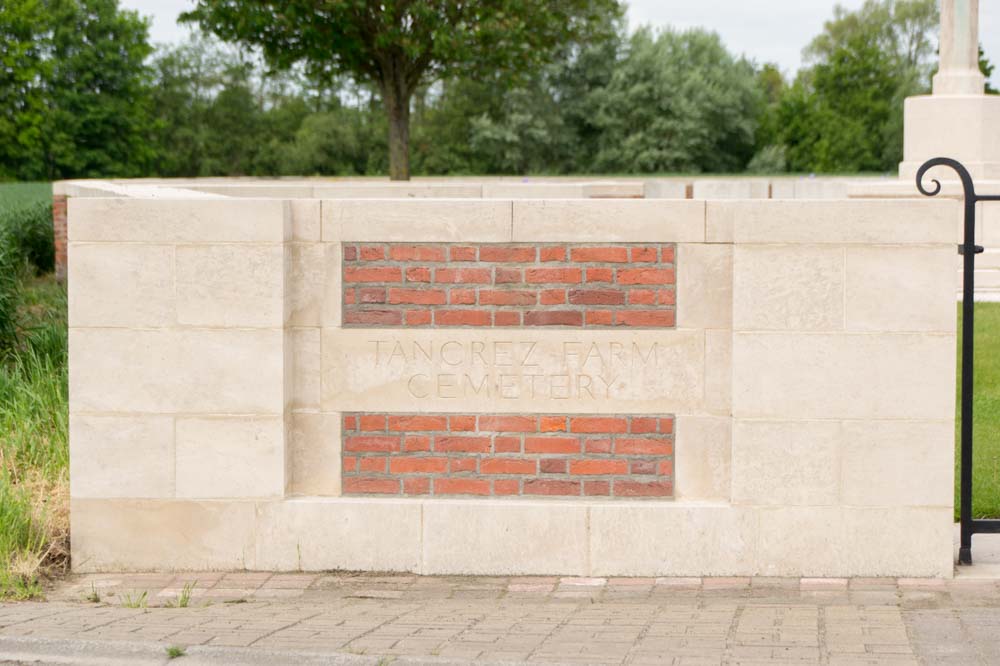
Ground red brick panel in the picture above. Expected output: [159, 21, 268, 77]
[342, 413, 674, 498]
[342, 243, 676, 328]
[53, 195, 67, 282]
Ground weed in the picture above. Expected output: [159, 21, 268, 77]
[166, 581, 197, 608]
[165, 645, 186, 659]
[85, 584, 100, 603]
[120, 590, 148, 609]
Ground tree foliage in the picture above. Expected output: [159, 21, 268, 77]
[0, 0, 154, 180]
[766, 0, 938, 173]
[593, 28, 761, 173]
[181, 0, 623, 179]
[2, 0, 998, 180]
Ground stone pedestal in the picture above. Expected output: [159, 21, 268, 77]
[899, 94, 1000, 182]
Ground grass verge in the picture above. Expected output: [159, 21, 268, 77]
[962, 302, 1000, 519]
[0, 183, 67, 599]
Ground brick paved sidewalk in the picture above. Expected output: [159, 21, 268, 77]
[1, 573, 999, 665]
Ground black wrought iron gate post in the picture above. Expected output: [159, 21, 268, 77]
[917, 158, 1000, 565]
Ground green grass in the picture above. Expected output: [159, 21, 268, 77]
[0, 182, 66, 600]
[0, 183, 50, 213]
[961, 302, 1000, 519]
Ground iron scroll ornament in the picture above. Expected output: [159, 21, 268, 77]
[916, 158, 1000, 566]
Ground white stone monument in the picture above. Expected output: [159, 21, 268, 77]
[900, 0, 1000, 181]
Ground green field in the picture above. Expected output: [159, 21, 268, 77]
[962, 302, 1000, 519]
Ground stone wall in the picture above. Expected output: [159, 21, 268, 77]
[67, 190, 959, 577]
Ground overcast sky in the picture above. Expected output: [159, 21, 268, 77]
[122, 0, 1000, 85]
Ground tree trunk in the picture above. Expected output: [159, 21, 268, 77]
[382, 78, 411, 181]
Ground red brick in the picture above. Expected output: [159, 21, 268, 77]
[494, 436, 522, 453]
[524, 311, 583, 326]
[344, 290, 356, 305]
[344, 267, 402, 283]
[345, 435, 400, 452]
[568, 289, 625, 305]
[403, 477, 431, 495]
[631, 247, 658, 262]
[615, 310, 675, 327]
[586, 311, 613, 326]
[494, 311, 521, 326]
[570, 416, 628, 434]
[523, 479, 581, 496]
[539, 416, 567, 432]
[658, 459, 674, 476]
[479, 415, 537, 433]
[359, 456, 387, 473]
[479, 246, 536, 262]
[617, 268, 675, 285]
[659, 289, 676, 305]
[450, 457, 477, 473]
[630, 460, 657, 475]
[584, 480, 611, 496]
[435, 436, 491, 452]
[343, 246, 357, 261]
[661, 246, 675, 263]
[358, 287, 386, 303]
[388, 288, 446, 305]
[481, 458, 537, 475]
[405, 310, 431, 325]
[450, 246, 477, 261]
[406, 267, 431, 282]
[344, 310, 403, 325]
[540, 246, 566, 262]
[524, 437, 580, 454]
[435, 478, 490, 496]
[540, 458, 567, 474]
[525, 267, 582, 284]
[360, 245, 385, 260]
[388, 415, 448, 431]
[615, 437, 673, 455]
[630, 417, 659, 434]
[584, 438, 612, 454]
[479, 290, 536, 306]
[436, 268, 491, 284]
[359, 415, 387, 431]
[449, 415, 476, 431]
[540, 289, 566, 305]
[450, 288, 476, 305]
[629, 289, 657, 305]
[389, 245, 446, 261]
[495, 267, 522, 284]
[586, 267, 613, 283]
[343, 415, 358, 430]
[344, 477, 399, 494]
[614, 480, 672, 497]
[570, 459, 627, 476]
[404, 435, 431, 452]
[493, 479, 521, 495]
[570, 247, 628, 263]
[390, 457, 448, 474]
[435, 310, 491, 326]
[342, 456, 358, 472]
[660, 418, 674, 434]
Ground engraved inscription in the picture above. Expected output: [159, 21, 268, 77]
[369, 338, 664, 401]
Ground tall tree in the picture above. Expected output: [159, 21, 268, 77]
[182, 0, 622, 180]
[592, 27, 762, 174]
[0, 0, 154, 180]
[773, 0, 938, 173]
